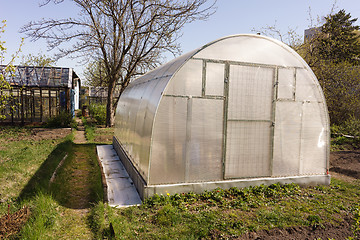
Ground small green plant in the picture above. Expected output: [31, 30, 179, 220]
[46, 111, 77, 128]
[82, 116, 95, 141]
[307, 214, 323, 229]
[352, 206, 360, 239]
[88, 104, 106, 125]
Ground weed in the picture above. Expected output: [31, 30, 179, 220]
[46, 111, 77, 128]
[88, 104, 106, 125]
[352, 206, 360, 238]
[307, 214, 323, 229]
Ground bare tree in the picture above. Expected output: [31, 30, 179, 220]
[21, 0, 216, 126]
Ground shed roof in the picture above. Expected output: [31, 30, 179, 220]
[0, 65, 79, 88]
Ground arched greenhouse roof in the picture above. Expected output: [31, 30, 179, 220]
[114, 34, 330, 199]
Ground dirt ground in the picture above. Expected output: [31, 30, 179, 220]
[240, 150, 360, 240]
[330, 150, 360, 179]
[4, 128, 72, 142]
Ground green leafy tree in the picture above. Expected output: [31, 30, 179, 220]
[20, 52, 56, 67]
[300, 10, 360, 125]
[313, 61, 360, 124]
[0, 20, 23, 120]
[318, 9, 360, 65]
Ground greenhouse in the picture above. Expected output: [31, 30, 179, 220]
[0, 65, 81, 124]
[113, 34, 330, 200]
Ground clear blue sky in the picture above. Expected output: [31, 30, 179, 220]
[1, 0, 359, 79]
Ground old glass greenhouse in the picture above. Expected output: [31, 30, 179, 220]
[113, 34, 330, 199]
[0, 65, 80, 124]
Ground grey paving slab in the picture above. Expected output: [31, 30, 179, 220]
[96, 145, 142, 208]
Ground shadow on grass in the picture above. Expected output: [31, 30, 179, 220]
[18, 141, 104, 210]
[18, 140, 73, 201]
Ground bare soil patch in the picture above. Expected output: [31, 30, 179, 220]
[94, 134, 112, 143]
[237, 150, 360, 240]
[28, 128, 72, 141]
[239, 217, 353, 240]
[330, 149, 360, 179]
[3, 128, 72, 142]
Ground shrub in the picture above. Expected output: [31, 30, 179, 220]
[46, 111, 77, 128]
[341, 116, 360, 137]
[89, 104, 106, 125]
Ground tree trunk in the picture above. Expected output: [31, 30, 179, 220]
[106, 79, 116, 127]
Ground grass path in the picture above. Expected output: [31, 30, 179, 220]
[48, 119, 103, 239]
[0, 123, 105, 239]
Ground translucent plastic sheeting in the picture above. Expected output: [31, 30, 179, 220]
[228, 65, 274, 121]
[205, 62, 225, 96]
[165, 59, 203, 97]
[300, 102, 328, 175]
[193, 35, 304, 68]
[277, 68, 295, 100]
[114, 34, 330, 192]
[187, 98, 223, 182]
[295, 68, 323, 102]
[225, 65, 274, 179]
[273, 101, 302, 176]
[150, 96, 188, 184]
[132, 50, 196, 85]
[225, 121, 272, 178]
[114, 75, 171, 181]
[150, 97, 224, 184]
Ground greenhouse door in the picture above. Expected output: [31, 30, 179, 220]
[224, 65, 275, 179]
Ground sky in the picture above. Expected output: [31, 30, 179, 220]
[1, 0, 360, 80]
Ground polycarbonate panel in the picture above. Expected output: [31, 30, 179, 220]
[133, 79, 160, 177]
[295, 68, 322, 102]
[205, 63, 225, 96]
[273, 101, 302, 176]
[165, 59, 203, 97]
[277, 68, 295, 100]
[133, 50, 196, 85]
[228, 65, 274, 120]
[149, 96, 187, 185]
[300, 102, 328, 175]
[193, 35, 304, 68]
[225, 121, 271, 178]
[187, 98, 223, 182]
[115, 74, 171, 181]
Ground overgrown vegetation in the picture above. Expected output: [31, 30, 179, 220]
[82, 115, 114, 144]
[46, 111, 77, 128]
[331, 116, 360, 151]
[88, 104, 106, 126]
[300, 9, 360, 126]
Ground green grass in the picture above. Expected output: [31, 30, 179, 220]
[82, 116, 96, 142]
[1, 125, 360, 239]
[82, 116, 114, 144]
[0, 126, 104, 239]
[49, 143, 103, 208]
[88, 180, 360, 239]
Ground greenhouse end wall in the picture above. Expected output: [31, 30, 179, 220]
[113, 34, 330, 200]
